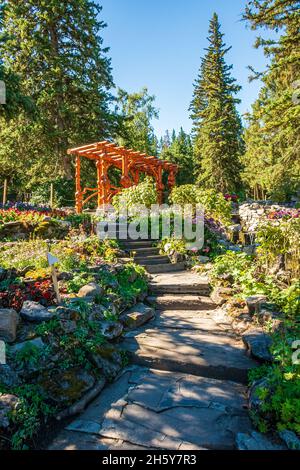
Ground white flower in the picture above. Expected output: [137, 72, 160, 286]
[164, 243, 172, 252]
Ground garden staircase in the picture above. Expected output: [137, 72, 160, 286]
[48, 223, 258, 451]
[115, 222, 186, 274]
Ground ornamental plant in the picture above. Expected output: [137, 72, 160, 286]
[169, 185, 232, 226]
[112, 177, 157, 212]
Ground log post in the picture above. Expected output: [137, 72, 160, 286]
[167, 169, 176, 193]
[96, 160, 103, 209]
[2, 179, 7, 206]
[120, 154, 131, 188]
[50, 183, 54, 208]
[75, 156, 83, 213]
[156, 165, 164, 205]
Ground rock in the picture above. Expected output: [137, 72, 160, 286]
[53, 306, 81, 322]
[0, 308, 19, 343]
[57, 272, 73, 281]
[236, 431, 286, 450]
[228, 224, 242, 233]
[40, 368, 95, 405]
[59, 320, 77, 334]
[243, 328, 273, 362]
[218, 273, 234, 284]
[77, 282, 103, 300]
[0, 268, 7, 282]
[100, 321, 123, 340]
[120, 303, 155, 330]
[0, 394, 19, 429]
[20, 301, 54, 323]
[91, 345, 123, 379]
[0, 365, 20, 387]
[246, 295, 268, 315]
[137, 291, 147, 302]
[279, 430, 300, 450]
[242, 245, 256, 255]
[228, 245, 242, 252]
[198, 256, 210, 264]
[249, 378, 269, 414]
[56, 219, 72, 229]
[211, 287, 233, 306]
[10, 337, 45, 354]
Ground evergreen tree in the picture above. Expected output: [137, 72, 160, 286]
[0, 2, 33, 119]
[0, 0, 117, 190]
[190, 13, 244, 193]
[160, 128, 195, 185]
[242, 0, 300, 201]
[116, 87, 159, 155]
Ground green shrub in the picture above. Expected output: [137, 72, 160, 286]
[66, 273, 94, 293]
[256, 218, 300, 278]
[169, 185, 232, 225]
[112, 177, 157, 212]
[249, 326, 300, 435]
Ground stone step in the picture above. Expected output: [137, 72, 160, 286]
[49, 368, 254, 450]
[146, 309, 231, 332]
[143, 262, 186, 274]
[150, 271, 210, 295]
[147, 294, 215, 310]
[122, 328, 256, 384]
[133, 247, 160, 256]
[137, 256, 171, 266]
[122, 240, 156, 249]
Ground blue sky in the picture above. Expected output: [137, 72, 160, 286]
[99, 0, 270, 138]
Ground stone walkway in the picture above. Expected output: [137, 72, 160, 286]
[48, 266, 258, 450]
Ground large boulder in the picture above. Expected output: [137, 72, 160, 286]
[243, 328, 273, 362]
[0, 365, 20, 388]
[0, 308, 19, 343]
[120, 303, 155, 330]
[91, 345, 123, 379]
[100, 321, 123, 340]
[279, 430, 300, 450]
[0, 394, 19, 429]
[246, 295, 268, 315]
[77, 282, 103, 300]
[236, 431, 286, 450]
[39, 368, 95, 405]
[10, 337, 45, 354]
[20, 301, 53, 323]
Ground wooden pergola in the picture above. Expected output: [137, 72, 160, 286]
[68, 141, 178, 213]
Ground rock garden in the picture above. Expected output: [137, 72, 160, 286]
[0, 204, 151, 449]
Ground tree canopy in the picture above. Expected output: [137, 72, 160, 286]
[242, 0, 300, 201]
[190, 13, 244, 194]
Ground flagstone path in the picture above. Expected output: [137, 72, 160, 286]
[48, 242, 257, 450]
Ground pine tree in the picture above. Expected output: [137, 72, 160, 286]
[189, 13, 244, 193]
[242, 0, 300, 201]
[160, 128, 195, 185]
[0, 0, 117, 186]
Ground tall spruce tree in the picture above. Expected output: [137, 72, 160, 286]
[0, 0, 117, 189]
[190, 13, 244, 193]
[160, 128, 195, 185]
[242, 0, 300, 201]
